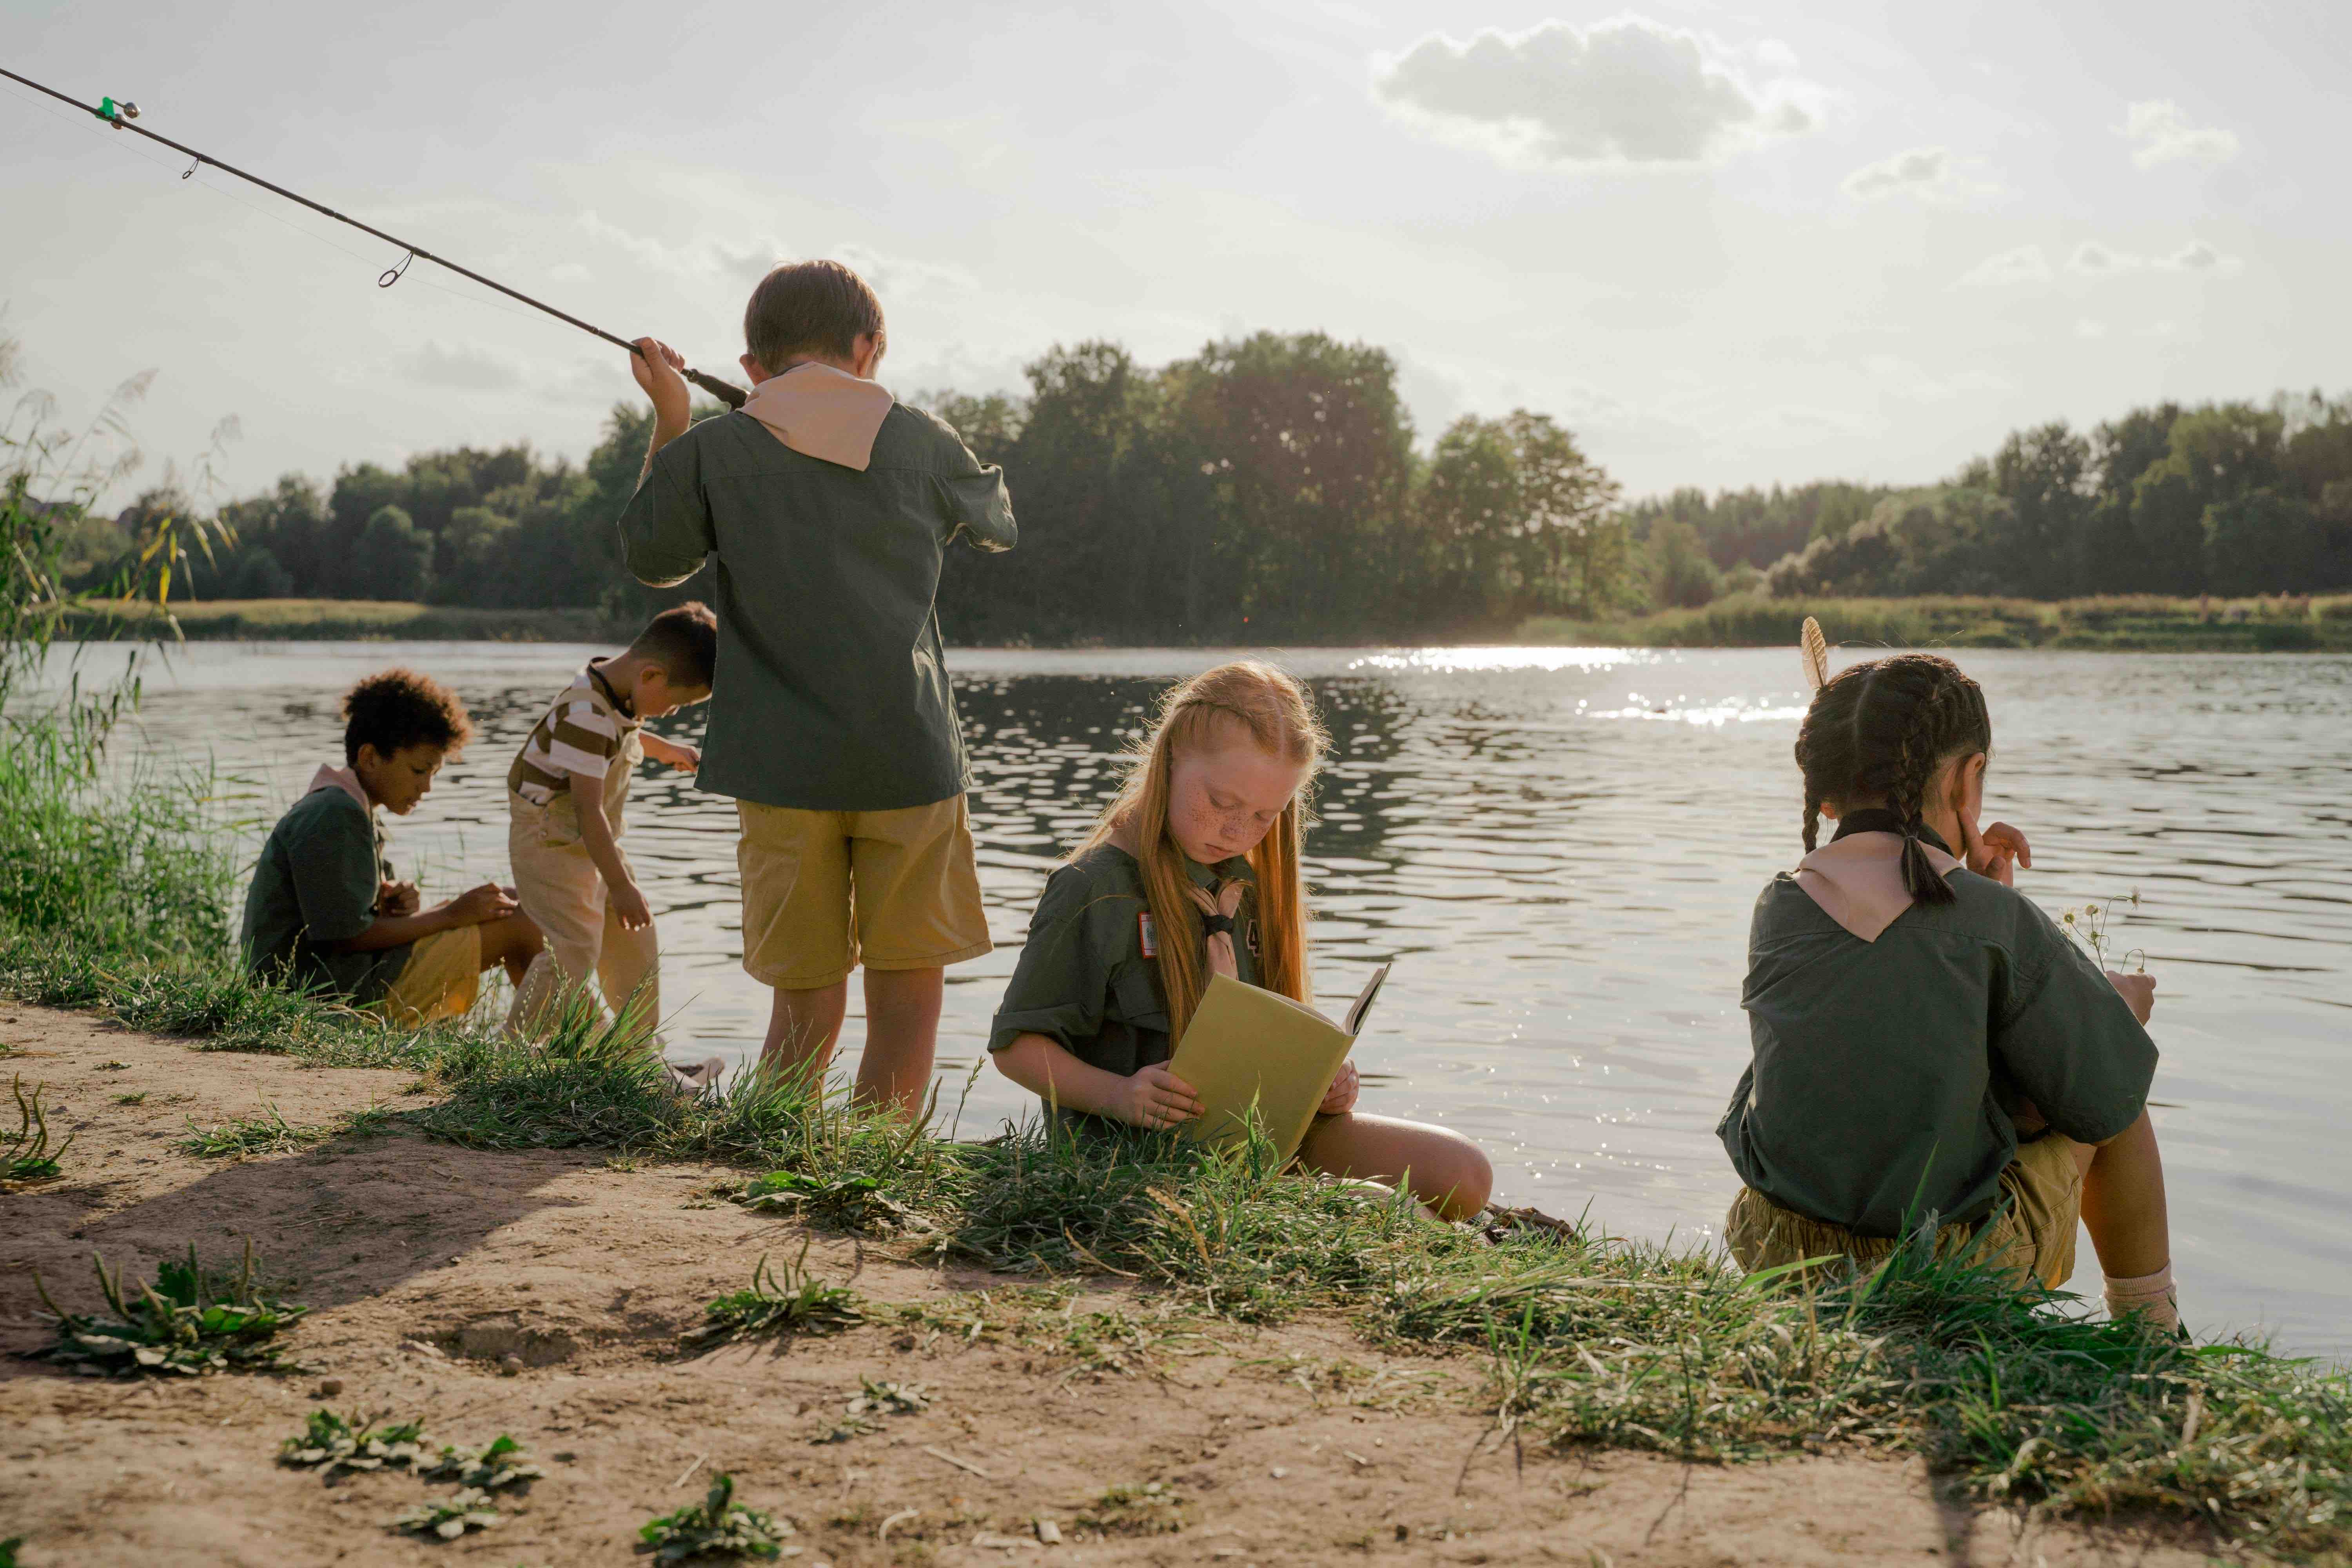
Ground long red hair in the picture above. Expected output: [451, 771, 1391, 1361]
[1076, 661, 1327, 1042]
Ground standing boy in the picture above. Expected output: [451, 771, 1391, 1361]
[505, 601, 714, 1039]
[620, 259, 1016, 1112]
[241, 669, 543, 1024]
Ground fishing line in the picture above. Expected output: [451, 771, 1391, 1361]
[0, 81, 575, 352]
[0, 65, 750, 409]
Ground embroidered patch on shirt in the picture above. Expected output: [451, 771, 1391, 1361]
[1138, 911, 1157, 958]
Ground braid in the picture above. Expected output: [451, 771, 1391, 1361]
[1792, 652, 1990, 906]
[1893, 679, 1959, 905]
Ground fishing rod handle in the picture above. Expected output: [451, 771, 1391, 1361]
[684, 367, 748, 410]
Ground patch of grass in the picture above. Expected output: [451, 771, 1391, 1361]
[180, 1100, 330, 1159]
[3, 1073, 73, 1186]
[740, 1169, 915, 1232]
[111, 1091, 147, 1105]
[391, 1488, 502, 1541]
[1236, 1352, 1451, 1412]
[1073, 1480, 1185, 1537]
[279, 1409, 434, 1477]
[31, 1240, 309, 1376]
[685, 1243, 864, 1348]
[638, 1473, 791, 1562]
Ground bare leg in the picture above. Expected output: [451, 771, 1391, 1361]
[1298, 1111, 1494, 1221]
[2070, 1108, 2171, 1279]
[762, 981, 849, 1086]
[477, 911, 544, 985]
[858, 967, 944, 1116]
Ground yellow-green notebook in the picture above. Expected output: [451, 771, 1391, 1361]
[1167, 964, 1390, 1160]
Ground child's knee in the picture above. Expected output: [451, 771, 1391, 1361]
[1407, 1129, 1493, 1218]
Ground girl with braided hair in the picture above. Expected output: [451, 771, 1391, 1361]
[1719, 650, 2180, 1330]
[987, 661, 1492, 1220]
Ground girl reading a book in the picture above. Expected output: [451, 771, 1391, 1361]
[1720, 646, 2180, 1329]
[987, 661, 1493, 1220]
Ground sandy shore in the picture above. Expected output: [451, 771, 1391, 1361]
[0, 1004, 2221, 1566]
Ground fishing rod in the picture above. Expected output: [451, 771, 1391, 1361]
[0, 65, 750, 409]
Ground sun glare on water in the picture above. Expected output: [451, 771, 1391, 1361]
[1346, 646, 1655, 674]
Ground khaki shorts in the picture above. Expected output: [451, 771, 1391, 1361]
[1723, 1133, 2083, 1290]
[737, 795, 991, 989]
[371, 925, 482, 1027]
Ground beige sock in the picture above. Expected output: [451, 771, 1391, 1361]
[2103, 1263, 2179, 1332]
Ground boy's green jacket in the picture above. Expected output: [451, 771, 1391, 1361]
[620, 401, 1014, 811]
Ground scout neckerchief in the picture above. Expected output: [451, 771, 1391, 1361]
[1184, 876, 1249, 980]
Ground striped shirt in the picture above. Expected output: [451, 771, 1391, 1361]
[508, 663, 640, 807]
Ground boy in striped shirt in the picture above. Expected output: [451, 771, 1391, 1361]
[507, 602, 715, 1056]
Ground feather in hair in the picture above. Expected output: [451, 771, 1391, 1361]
[1799, 617, 1831, 691]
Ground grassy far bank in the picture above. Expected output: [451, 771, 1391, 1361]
[1526, 590, 2352, 652]
[61, 597, 629, 644]
[54, 590, 2352, 652]
[1, 698, 2347, 1559]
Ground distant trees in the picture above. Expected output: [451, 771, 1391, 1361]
[1737, 395, 2352, 601]
[931, 332, 1630, 642]
[92, 328, 2352, 640]
[164, 404, 710, 619]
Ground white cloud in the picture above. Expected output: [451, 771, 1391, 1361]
[1370, 16, 1826, 169]
[1958, 245, 2051, 287]
[2067, 241, 2143, 277]
[1841, 146, 2004, 204]
[2116, 100, 2239, 169]
[2155, 239, 2244, 275]
[2076, 319, 2108, 339]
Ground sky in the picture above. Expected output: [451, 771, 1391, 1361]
[3, 0, 2345, 506]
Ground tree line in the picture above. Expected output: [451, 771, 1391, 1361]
[57, 332, 2352, 642]
[1635, 394, 2352, 602]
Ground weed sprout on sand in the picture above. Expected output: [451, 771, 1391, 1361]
[2, 1074, 72, 1186]
[418, 1433, 544, 1490]
[179, 1099, 331, 1159]
[687, 1240, 864, 1348]
[32, 1239, 308, 1376]
[391, 1488, 502, 1541]
[279, 1410, 434, 1478]
[639, 1473, 791, 1563]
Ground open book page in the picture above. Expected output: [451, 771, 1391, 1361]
[1167, 974, 1356, 1160]
[1343, 962, 1392, 1037]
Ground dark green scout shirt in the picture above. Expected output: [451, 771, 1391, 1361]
[988, 846, 1260, 1109]
[238, 787, 407, 1003]
[618, 404, 1015, 811]
[1719, 871, 2157, 1237]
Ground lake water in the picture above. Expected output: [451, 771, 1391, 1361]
[49, 641, 2352, 1357]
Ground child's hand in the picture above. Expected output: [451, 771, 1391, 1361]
[645, 735, 701, 773]
[2105, 969, 2157, 1025]
[448, 883, 520, 926]
[1114, 1064, 1200, 1131]
[377, 879, 420, 916]
[1959, 815, 2032, 886]
[611, 880, 654, 933]
[1319, 1060, 1359, 1116]
[630, 336, 691, 429]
